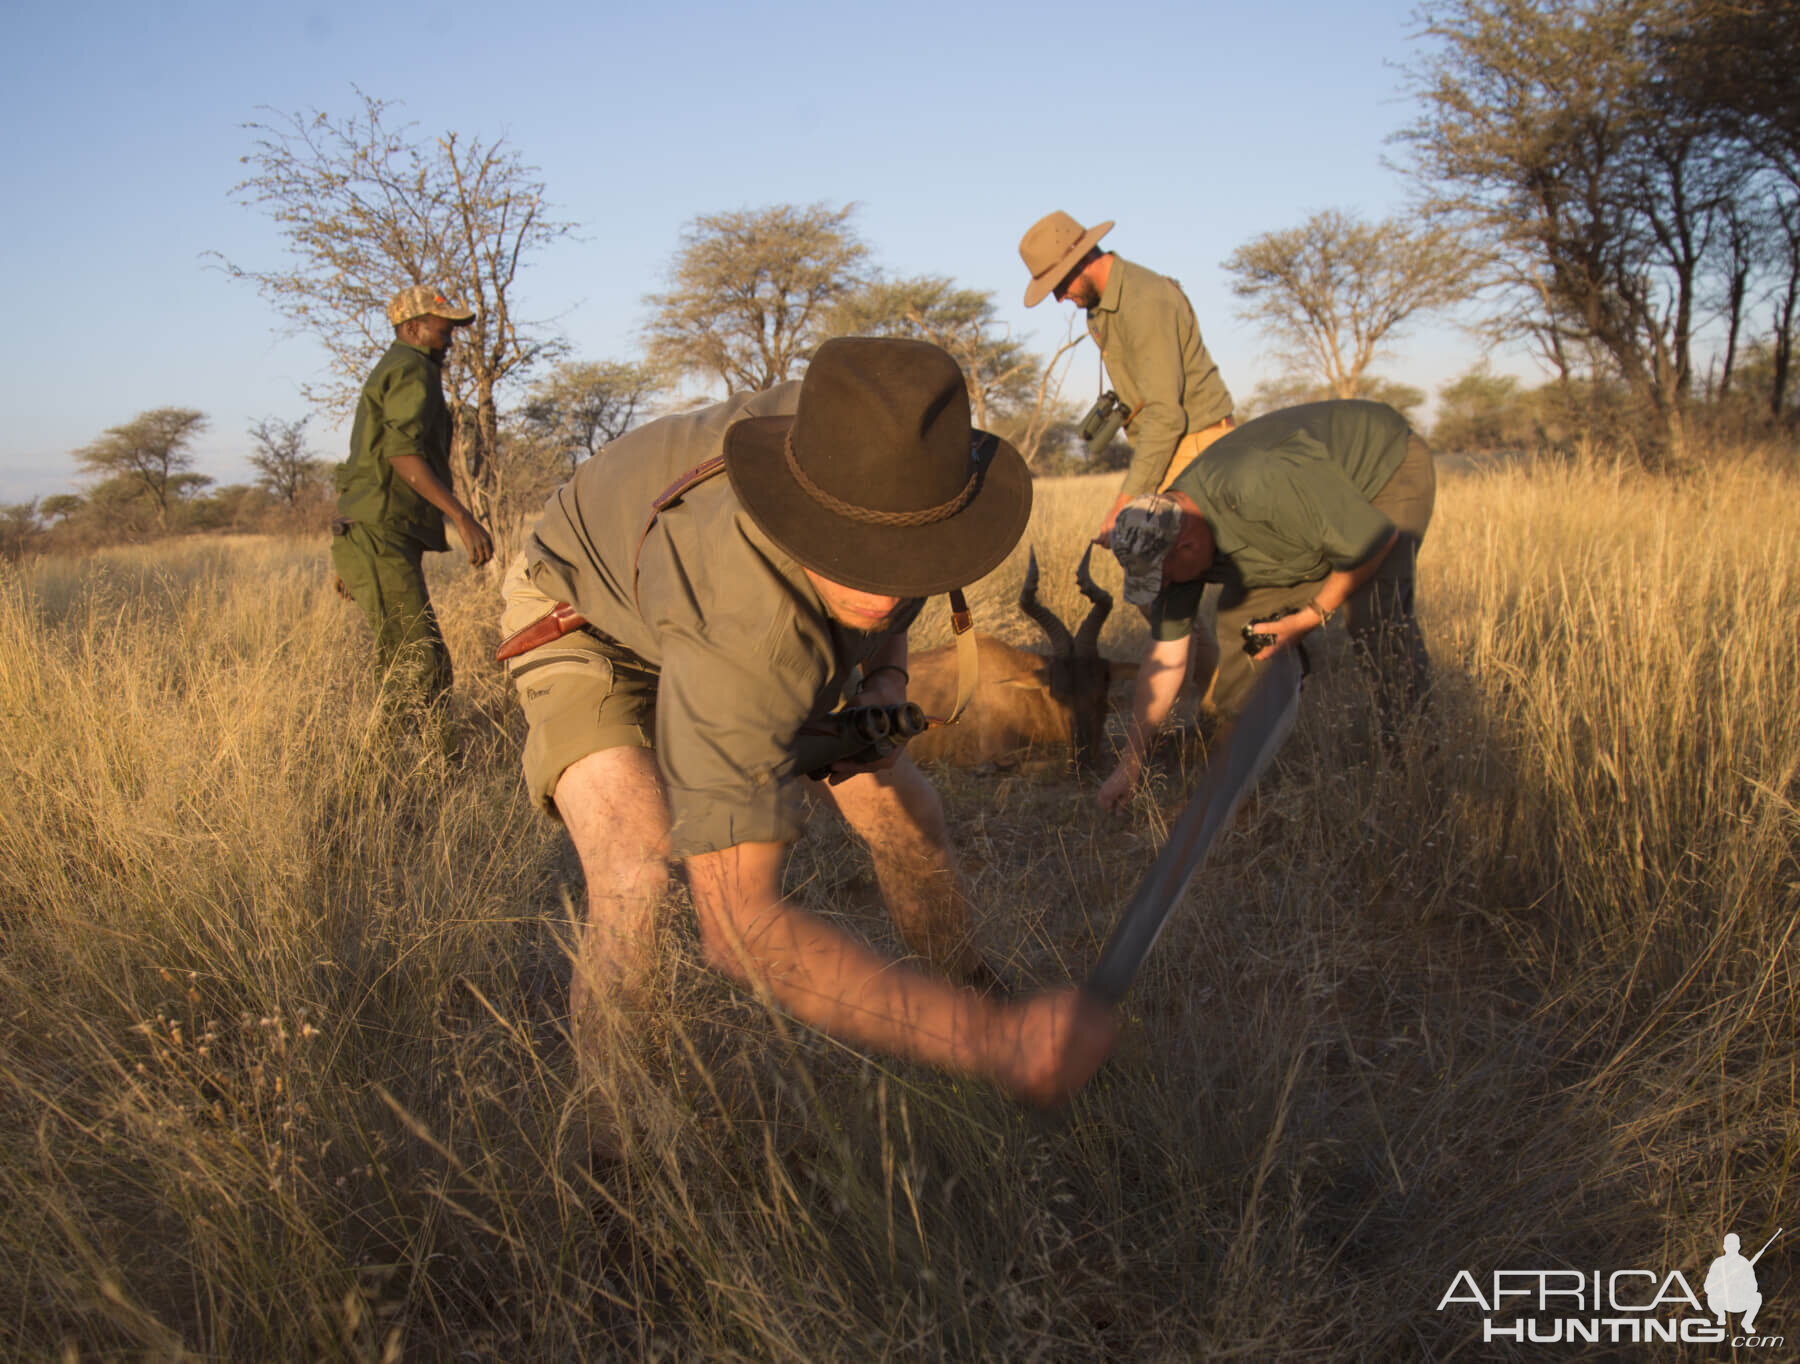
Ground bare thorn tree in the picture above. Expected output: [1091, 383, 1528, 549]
[215, 91, 572, 557]
[1223, 209, 1475, 399]
[247, 415, 329, 504]
[644, 203, 870, 393]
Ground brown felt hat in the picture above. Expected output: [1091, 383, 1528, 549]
[1019, 210, 1114, 307]
[722, 337, 1031, 597]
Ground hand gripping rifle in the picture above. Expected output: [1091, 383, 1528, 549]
[792, 702, 932, 783]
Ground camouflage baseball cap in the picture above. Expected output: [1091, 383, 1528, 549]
[1110, 494, 1185, 606]
[385, 285, 476, 327]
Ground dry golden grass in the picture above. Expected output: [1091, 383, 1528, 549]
[1, 447, 1795, 1359]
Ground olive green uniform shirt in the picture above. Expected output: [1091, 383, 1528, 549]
[526, 386, 922, 858]
[335, 340, 454, 551]
[1148, 400, 1413, 641]
[1086, 256, 1234, 496]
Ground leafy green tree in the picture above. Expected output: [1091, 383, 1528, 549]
[73, 408, 211, 530]
[516, 360, 662, 476]
[0, 500, 43, 563]
[644, 203, 869, 393]
[1434, 366, 1536, 451]
[39, 494, 83, 524]
[1399, 0, 1759, 457]
[826, 275, 1086, 469]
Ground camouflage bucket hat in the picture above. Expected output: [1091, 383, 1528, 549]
[1110, 494, 1185, 606]
[386, 284, 477, 327]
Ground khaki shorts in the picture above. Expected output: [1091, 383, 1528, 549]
[500, 554, 658, 816]
[1155, 414, 1236, 493]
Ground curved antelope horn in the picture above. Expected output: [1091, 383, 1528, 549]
[1073, 543, 1113, 658]
[1018, 546, 1074, 659]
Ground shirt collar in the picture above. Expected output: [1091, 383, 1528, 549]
[1090, 254, 1127, 316]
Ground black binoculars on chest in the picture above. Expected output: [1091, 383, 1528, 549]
[1079, 390, 1133, 457]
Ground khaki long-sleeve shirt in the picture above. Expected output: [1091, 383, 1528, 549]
[526, 387, 921, 857]
[1086, 256, 1234, 496]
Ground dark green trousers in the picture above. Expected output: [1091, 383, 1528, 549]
[330, 521, 453, 706]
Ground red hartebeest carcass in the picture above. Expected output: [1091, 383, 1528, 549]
[904, 545, 1133, 769]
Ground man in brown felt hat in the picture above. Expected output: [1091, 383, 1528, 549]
[331, 284, 493, 706]
[498, 337, 1117, 1110]
[1020, 211, 1238, 706]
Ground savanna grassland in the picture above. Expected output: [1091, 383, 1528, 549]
[1, 452, 1796, 1361]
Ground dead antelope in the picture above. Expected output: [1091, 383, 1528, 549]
[905, 545, 1133, 769]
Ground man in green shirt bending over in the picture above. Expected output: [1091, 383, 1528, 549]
[1100, 400, 1437, 812]
[1019, 210, 1238, 701]
[331, 284, 494, 705]
[500, 338, 1116, 1113]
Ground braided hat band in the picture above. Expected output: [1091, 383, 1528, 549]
[782, 431, 990, 527]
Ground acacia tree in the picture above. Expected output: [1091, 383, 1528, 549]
[643, 203, 869, 393]
[826, 275, 1086, 468]
[73, 408, 211, 530]
[247, 415, 329, 504]
[0, 501, 42, 563]
[218, 92, 570, 557]
[516, 360, 662, 475]
[1398, 0, 1744, 457]
[1663, 0, 1800, 417]
[1223, 209, 1474, 399]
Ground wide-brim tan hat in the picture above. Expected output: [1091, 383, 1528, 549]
[386, 284, 477, 327]
[723, 337, 1032, 597]
[1019, 211, 1114, 307]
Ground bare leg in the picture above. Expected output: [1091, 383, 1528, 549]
[825, 755, 984, 979]
[553, 747, 673, 1070]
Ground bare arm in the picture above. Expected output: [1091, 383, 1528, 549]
[388, 454, 494, 566]
[1246, 529, 1399, 659]
[684, 841, 1115, 1105]
[1099, 634, 1192, 812]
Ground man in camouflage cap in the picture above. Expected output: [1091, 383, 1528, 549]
[330, 284, 494, 705]
[1019, 211, 1238, 706]
[1100, 399, 1437, 811]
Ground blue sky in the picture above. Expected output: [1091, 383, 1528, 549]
[0, 0, 1522, 502]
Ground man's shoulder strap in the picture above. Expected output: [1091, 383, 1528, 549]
[632, 456, 728, 610]
[630, 453, 983, 724]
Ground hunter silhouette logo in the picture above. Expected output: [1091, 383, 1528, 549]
[1437, 1224, 1785, 1347]
[1706, 1229, 1780, 1335]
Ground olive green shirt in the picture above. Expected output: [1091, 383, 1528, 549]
[1148, 401, 1413, 642]
[1086, 256, 1234, 496]
[526, 386, 922, 858]
[335, 340, 454, 551]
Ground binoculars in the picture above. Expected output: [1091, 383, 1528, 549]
[1240, 606, 1303, 655]
[1079, 390, 1132, 457]
[796, 702, 931, 782]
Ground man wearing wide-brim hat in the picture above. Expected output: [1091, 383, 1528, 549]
[498, 337, 1116, 1112]
[1020, 211, 1238, 706]
[331, 284, 494, 706]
